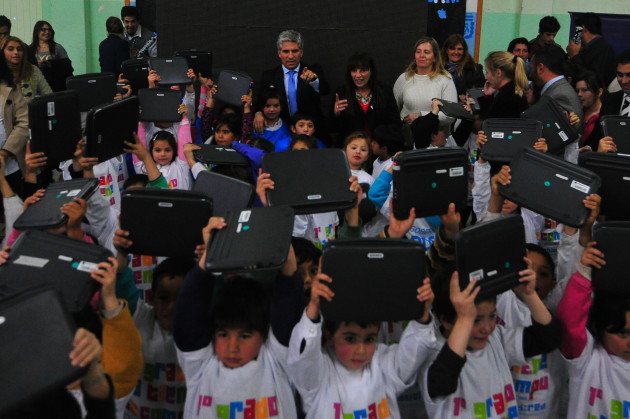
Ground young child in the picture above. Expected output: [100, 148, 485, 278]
[370, 124, 406, 180]
[420, 268, 561, 418]
[252, 88, 292, 148]
[274, 113, 327, 152]
[173, 217, 304, 418]
[287, 271, 435, 418]
[133, 131, 191, 190]
[291, 236, 322, 299]
[344, 132, 373, 185]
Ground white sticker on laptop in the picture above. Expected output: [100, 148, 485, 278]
[238, 210, 251, 223]
[559, 131, 569, 142]
[487, 270, 498, 277]
[75, 261, 99, 273]
[469, 269, 484, 282]
[67, 189, 82, 197]
[47, 102, 55, 116]
[491, 132, 504, 139]
[307, 194, 322, 200]
[58, 255, 73, 262]
[14, 255, 49, 268]
[449, 167, 464, 177]
[570, 180, 590, 194]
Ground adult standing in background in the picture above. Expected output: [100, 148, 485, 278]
[528, 16, 561, 59]
[3, 36, 52, 101]
[28, 20, 73, 91]
[99, 16, 130, 75]
[0, 15, 11, 48]
[121, 6, 157, 58]
[441, 33, 484, 97]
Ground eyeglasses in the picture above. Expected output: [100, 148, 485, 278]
[40, 28, 52, 33]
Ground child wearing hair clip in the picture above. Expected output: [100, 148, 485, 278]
[132, 130, 191, 190]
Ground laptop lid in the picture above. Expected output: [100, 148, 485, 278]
[193, 144, 250, 166]
[592, 221, 630, 294]
[467, 87, 484, 111]
[65, 72, 116, 112]
[480, 118, 543, 162]
[213, 70, 253, 107]
[262, 148, 357, 214]
[85, 96, 139, 162]
[28, 90, 82, 168]
[521, 95, 579, 153]
[320, 239, 426, 321]
[392, 147, 468, 219]
[436, 98, 474, 120]
[456, 215, 527, 300]
[149, 57, 191, 86]
[578, 152, 630, 221]
[121, 58, 150, 94]
[601, 115, 630, 154]
[0, 286, 85, 414]
[0, 230, 112, 312]
[175, 50, 213, 79]
[499, 148, 601, 227]
[205, 206, 294, 273]
[138, 88, 183, 122]
[193, 170, 255, 217]
[14, 178, 99, 230]
[121, 189, 213, 257]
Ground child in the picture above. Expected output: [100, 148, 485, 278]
[275, 113, 327, 152]
[133, 131, 191, 190]
[370, 124, 405, 180]
[343, 132, 373, 185]
[287, 271, 435, 418]
[252, 88, 292, 148]
[291, 236, 322, 299]
[199, 78, 253, 145]
[173, 217, 304, 418]
[420, 268, 561, 418]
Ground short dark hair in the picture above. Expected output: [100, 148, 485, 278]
[212, 276, 271, 339]
[289, 134, 317, 150]
[0, 15, 11, 30]
[617, 50, 630, 66]
[507, 37, 529, 53]
[249, 137, 275, 153]
[538, 16, 560, 34]
[215, 113, 242, 140]
[106, 16, 124, 35]
[532, 44, 567, 76]
[121, 6, 140, 20]
[324, 320, 380, 335]
[151, 257, 195, 296]
[525, 243, 555, 276]
[372, 124, 406, 155]
[588, 290, 630, 344]
[291, 237, 321, 266]
[575, 71, 605, 95]
[123, 174, 149, 190]
[291, 112, 316, 127]
[576, 13, 602, 36]
[433, 270, 497, 325]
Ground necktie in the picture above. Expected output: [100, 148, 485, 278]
[287, 70, 298, 116]
[621, 95, 630, 116]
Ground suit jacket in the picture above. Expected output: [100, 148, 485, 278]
[600, 90, 625, 117]
[99, 34, 130, 75]
[257, 63, 330, 126]
[543, 77, 583, 124]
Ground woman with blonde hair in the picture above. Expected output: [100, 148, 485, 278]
[477, 51, 529, 119]
[3, 36, 51, 101]
[393, 36, 457, 126]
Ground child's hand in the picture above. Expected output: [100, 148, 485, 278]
[281, 244, 297, 277]
[186, 68, 196, 82]
[581, 241, 605, 269]
[431, 98, 443, 115]
[567, 111, 580, 127]
[476, 130, 488, 149]
[91, 257, 119, 311]
[25, 141, 47, 175]
[0, 246, 10, 265]
[242, 89, 253, 112]
[598, 136, 617, 153]
[533, 138, 548, 152]
[256, 169, 274, 207]
[440, 202, 460, 239]
[344, 176, 362, 227]
[490, 165, 510, 196]
[199, 217, 227, 268]
[178, 103, 188, 118]
[113, 229, 132, 270]
[417, 277, 434, 323]
[70, 328, 102, 368]
[62, 198, 87, 238]
[253, 112, 265, 134]
[579, 194, 601, 246]
[512, 257, 537, 300]
[148, 70, 161, 88]
[23, 189, 45, 210]
[450, 271, 479, 320]
[184, 143, 201, 167]
[77, 156, 99, 173]
[387, 198, 415, 238]
[306, 272, 333, 321]
[124, 133, 150, 161]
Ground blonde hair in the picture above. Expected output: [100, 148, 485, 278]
[484, 51, 528, 96]
[404, 36, 450, 80]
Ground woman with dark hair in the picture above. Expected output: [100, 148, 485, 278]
[575, 71, 605, 151]
[3, 36, 51, 101]
[441, 33, 484, 96]
[330, 52, 399, 144]
[28, 20, 72, 91]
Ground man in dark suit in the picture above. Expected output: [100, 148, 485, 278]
[255, 30, 330, 141]
[595, 51, 630, 152]
[98, 16, 130, 75]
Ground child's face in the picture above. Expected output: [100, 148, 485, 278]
[298, 259, 318, 294]
[263, 98, 281, 121]
[291, 119, 316, 136]
[371, 141, 383, 157]
[602, 311, 630, 361]
[430, 130, 447, 148]
[345, 138, 370, 169]
[291, 141, 310, 151]
[153, 275, 184, 331]
[468, 301, 497, 350]
[331, 322, 379, 370]
[215, 124, 236, 147]
[526, 250, 556, 300]
[214, 328, 264, 368]
[152, 139, 174, 166]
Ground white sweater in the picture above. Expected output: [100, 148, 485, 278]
[392, 73, 457, 122]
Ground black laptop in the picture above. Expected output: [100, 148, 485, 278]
[193, 170, 255, 217]
[14, 178, 99, 230]
[456, 215, 527, 300]
[85, 96, 139, 161]
[521, 95, 579, 153]
[0, 230, 112, 312]
[193, 144, 250, 166]
[121, 58, 149, 94]
[592, 222, 630, 294]
[436, 98, 474, 120]
[578, 152, 630, 220]
[65, 72, 116, 112]
[138, 88, 182, 122]
[149, 57, 191, 86]
[213, 70, 253, 106]
[481, 118, 542, 162]
[392, 147, 468, 219]
[499, 148, 601, 227]
[28, 90, 81, 167]
[121, 189, 213, 257]
[0, 286, 85, 414]
[320, 239, 427, 321]
[601, 115, 630, 154]
[205, 206, 294, 273]
[467, 87, 485, 111]
[175, 50, 213, 78]
[262, 148, 357, 214]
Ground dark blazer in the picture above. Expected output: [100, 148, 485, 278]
[600, 90, 625, 117]
[572, 36, 616, 87]
[257, 63, 330, 126]
[99, 34, 130, 75]
[543, 77, 583, 123]
[477, 81, 529, 119]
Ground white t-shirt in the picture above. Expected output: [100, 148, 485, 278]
[293, 212, 339, 249]
[372, 157, 393, 181]
[351, 168, 374, 186]
[134, 157, 191, 190]
[176, 333, 296, 419]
